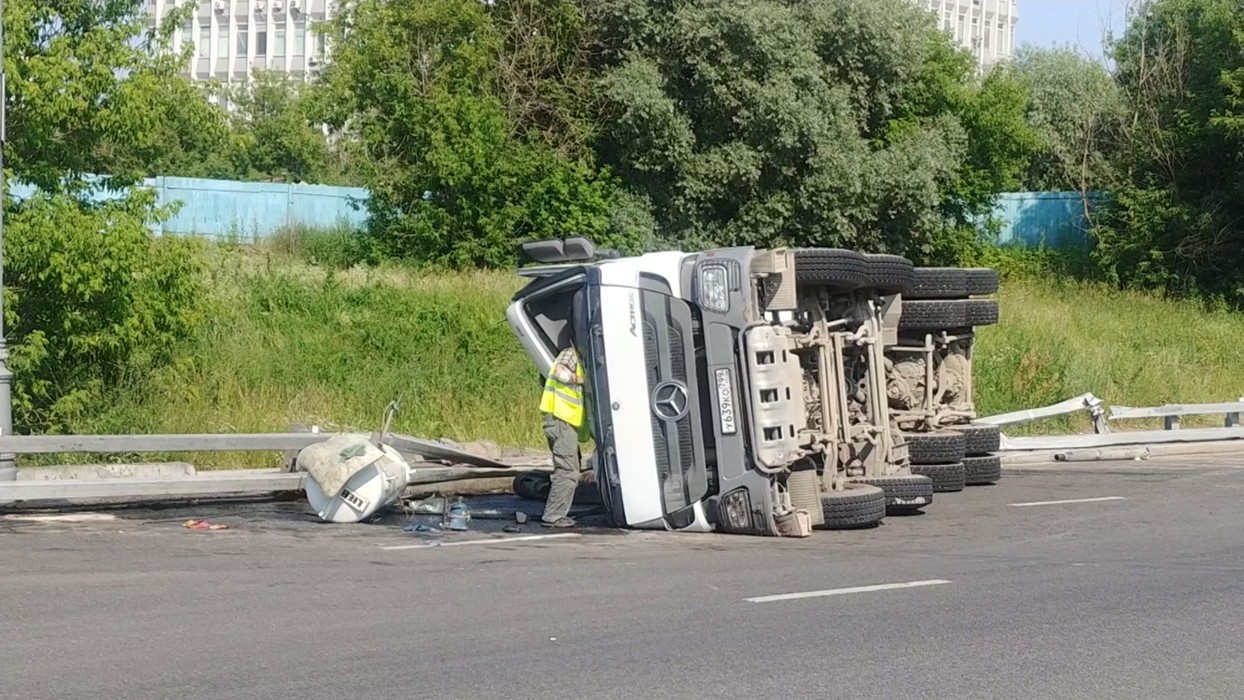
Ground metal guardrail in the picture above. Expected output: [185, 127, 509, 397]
[0, 430, 522, 506]
[0, 433, 326, 454]
[1, 470, 306, 501]
[999, 427, 1244, 452]
[976, 393, 1110, 434]
[1109, 400, 1244, 430]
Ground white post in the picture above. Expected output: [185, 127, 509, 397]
[0, 0, 15, 481]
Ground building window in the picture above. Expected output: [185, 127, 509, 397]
[314, 33, 326, 57]
[294, 23, 306, 55]
[217, 30, 228, 58]
[256, 29, 267, 56]
[237, 29, 248, 55]
[200, 27, 211, 57]
[275, 27, 287, 57]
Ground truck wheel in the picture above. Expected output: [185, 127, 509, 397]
[853, 474, 934, 515]
[963, 454, 1003, 485]
[513, 471, 551, 501]
[794, 248, 870, 290]
[910, 462, 967, 492]
[964, 299, 1000, 327]
[818, 483, 886, 530]
[863, 253, 915, 295]
[950, 422, 1001, 455]
[905, 267, 968, 299]
[964, 268, 999, 296]
[897, 299, 968, 331]
[902, 429, 966, 464]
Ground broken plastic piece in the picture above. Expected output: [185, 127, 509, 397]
[182, 519, 229, 531]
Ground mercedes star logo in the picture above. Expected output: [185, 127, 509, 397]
[651, 381, 690, 421]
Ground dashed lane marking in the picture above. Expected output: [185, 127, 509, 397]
[380, 532, 583, 550]
[1009, 496, 1126, 507]
[746, 579, 952, 603]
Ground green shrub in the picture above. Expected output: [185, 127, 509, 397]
[5, 191, 205, 432]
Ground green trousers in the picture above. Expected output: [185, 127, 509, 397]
[542, 413, 581, 523]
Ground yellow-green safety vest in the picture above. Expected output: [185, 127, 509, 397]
[540, 360, 586, 429]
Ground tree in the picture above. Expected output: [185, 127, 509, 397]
[1092, 0, 1244, 302]
[221, 71, 342, 184]
[5, 1, 232, 189]
[1012, 46, 1122, 197]
[320, 0, 647, 267]
[588, 0, 1038, 259]
[2, 0, 208, 430]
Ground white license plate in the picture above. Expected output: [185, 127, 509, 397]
[715, 368, 737, 435]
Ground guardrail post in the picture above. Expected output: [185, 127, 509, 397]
[1163, 415, 1180, 430]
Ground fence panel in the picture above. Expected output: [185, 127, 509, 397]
[991, 191, 1097, 248]
[287, 182, 370, 231]
[160, 177, 295, 238]
[7, 176, 1100, 249]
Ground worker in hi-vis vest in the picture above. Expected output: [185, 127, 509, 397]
[539, 344, 588, 528]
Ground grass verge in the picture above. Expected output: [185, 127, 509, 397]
[976, 276, 1244, 434]
[61, 238, 1244, 467]
[76, 243, 542, 467]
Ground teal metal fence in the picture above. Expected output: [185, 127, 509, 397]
[9, 176, 371, 239]
[8, 175, 1097, 247]
[989, 191, 1096, 248]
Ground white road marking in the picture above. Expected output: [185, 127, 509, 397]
[2, 512, 118, 523]
[1009, 496, 1126, 507]
[380, 533, 583, 550]
[746, 579, 951, 603]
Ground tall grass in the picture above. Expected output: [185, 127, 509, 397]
[975, 277, 1244, 433]
[66, 231, 1244, 466]
[78, 239, 542, 467]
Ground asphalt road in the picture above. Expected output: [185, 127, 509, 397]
[5, 457, 1244, 700]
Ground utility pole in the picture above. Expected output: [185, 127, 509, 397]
[0, 0, 14, 482]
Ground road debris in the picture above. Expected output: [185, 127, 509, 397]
[182, 519, 229, 531]
[296, 433, 411, 523]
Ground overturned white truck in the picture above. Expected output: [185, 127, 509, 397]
[507, 238, 996, 537]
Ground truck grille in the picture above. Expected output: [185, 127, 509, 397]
[641, 289, 706, 513]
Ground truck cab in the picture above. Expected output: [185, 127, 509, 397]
[507, 238, 924, 537]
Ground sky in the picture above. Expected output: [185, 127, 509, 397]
[1014, 0, 1131, 59]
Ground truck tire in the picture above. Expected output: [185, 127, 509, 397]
[963, 454, 1003, 485]
[818, 483, 886, 530]
[905, 267, 968, 299]
[897, 299, 968, 331]
[853, 474, 934, 516]
[513, 471, 551, 501]
[964, 299, 1000, 327]
[964, 268, 999, 296]
[794, 248, 870, 290]
[910, 462, 967, 492]
[902, 430, 966, 464]
[863, 253, 915, 295]
[950, 422, 1001, 455]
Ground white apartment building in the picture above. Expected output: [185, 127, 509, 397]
[926, 0, 1019, 71]
[149, 0, 1014, 84]
[148, 0, 334, 84]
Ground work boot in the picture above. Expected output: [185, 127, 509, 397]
[541, 516, 576, 529]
